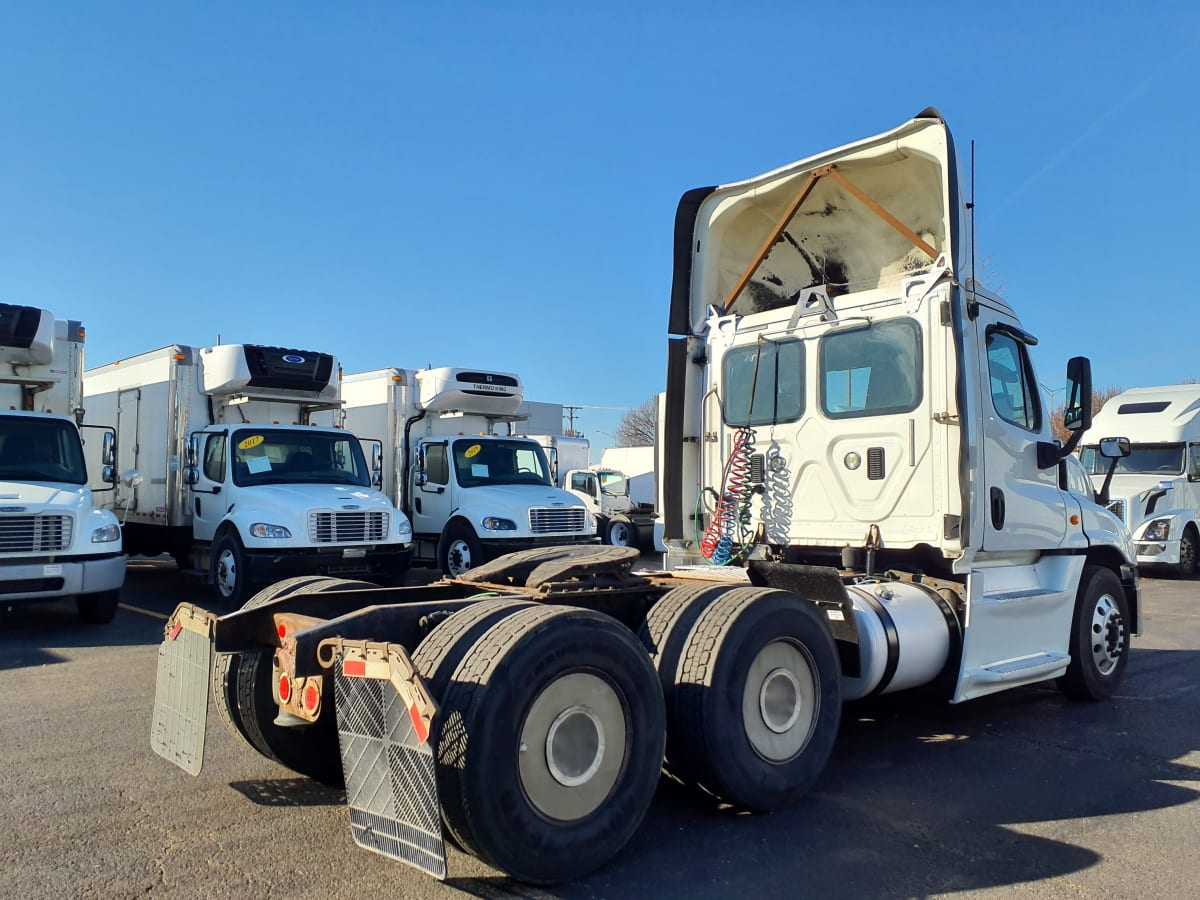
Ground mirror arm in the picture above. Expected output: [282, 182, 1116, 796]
[1097, 459, 1119, 506]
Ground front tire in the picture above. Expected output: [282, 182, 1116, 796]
[438, 522, 483, 577]
[1058, 566, 1130, 700]
[433, 605, 665, 884]
[76, 590, 120, 624]
[211, 533, 253, 606]
[1174, 527, 1197, 579]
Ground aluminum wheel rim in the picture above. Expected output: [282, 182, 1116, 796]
[1090, 593, 1126, 676]
[446, 539, 473, 576]
[518, 672, 626, 821]
[741, 639, 818, 762]
[216, 548, 237, 597]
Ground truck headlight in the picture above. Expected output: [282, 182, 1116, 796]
[91, 524, 121, 543]
[1143, 519, 1171, 542]
[250, 523, 292, 539]
[397, 517, 412, 539]
[481, 517, 517, 531]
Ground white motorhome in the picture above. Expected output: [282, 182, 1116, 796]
[84, 344, 412, 603]
[335, 368, 594, 575]
[526, 434, 656, 547]
[1080, 385, 1200, 576]
[0, 304, 125, 623]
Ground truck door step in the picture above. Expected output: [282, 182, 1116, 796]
[968, 651, 1070, 685]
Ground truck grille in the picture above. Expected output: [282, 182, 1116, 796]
[309, 511, 389, 543]
[529, 507, 587, 534]
[1106, 500, 1126, 522]
[0, 515, 73, 553]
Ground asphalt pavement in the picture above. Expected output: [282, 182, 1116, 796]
[1, 559, 1197, 899]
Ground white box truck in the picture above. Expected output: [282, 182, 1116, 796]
[1080, 384, 1200, 576]
[152, 109, 1141, 886]
[0, 303, 125, 623]
[335, 368, 595, 575]
[84, 344, 413, 604]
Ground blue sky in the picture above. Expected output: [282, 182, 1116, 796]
[2, 2, 1197, 457]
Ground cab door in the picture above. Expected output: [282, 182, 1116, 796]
[411, 440, 454, 538]
[190, 431, 228, 542]
[972, 306, 1068, 551]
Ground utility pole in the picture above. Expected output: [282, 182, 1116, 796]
[563, 405, 583, 437]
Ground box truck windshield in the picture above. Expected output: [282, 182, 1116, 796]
[0, 417, 88, 485]
[450, 438, 551, 488]
[230, 429, 372, 487]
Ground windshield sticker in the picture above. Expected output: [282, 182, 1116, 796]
[246, 456, 272, 474]
[464, 444, 482, 459]
[238, 435, 265, 450]
[471, 463, 489, 477]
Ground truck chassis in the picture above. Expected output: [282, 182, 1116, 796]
[151, 544, 1130, 884]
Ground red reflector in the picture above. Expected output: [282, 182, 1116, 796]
[277, 622, 287, 640]
[168, 622, 182, 641]
[342, 659, 367, 677]
[278, 673, 291, 703]
[409, 703, 428, 744]
[304, 683, 320, 713]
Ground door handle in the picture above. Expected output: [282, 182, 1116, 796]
[415, 497, 422, 515]
[990, 487, 1006, 530]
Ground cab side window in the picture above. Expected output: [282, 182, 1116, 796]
[425, 444, 449, 485]
[203, 434, 226, 482]
[986, 330, 1041, 432]
[1189, 444, 1200, 481]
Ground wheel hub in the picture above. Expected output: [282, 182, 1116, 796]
[742, 639, 819, 763]
[1090, 594, 1126, 675]
[545, 706, 605, 787]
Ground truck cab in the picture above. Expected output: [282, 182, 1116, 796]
[0, 304, 125, 623]
[1080, 385, 1200, 576]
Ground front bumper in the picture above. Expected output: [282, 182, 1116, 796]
[1134, 538, 1179, 567]
[243, 544, 414, 585]
[0, 552, 127, 602]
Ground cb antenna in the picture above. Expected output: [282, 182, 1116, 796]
[968, 139, 977, 294]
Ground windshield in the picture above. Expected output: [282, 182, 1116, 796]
[598, 471, 628, 496]
[452, 438, 552, 488]
[231, 429, 371, 487]
[1080, 443, 1184, 476]
[0, 416, 87, 484]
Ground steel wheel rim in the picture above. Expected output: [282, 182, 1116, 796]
[1090, 593, 1126, 676]
[216, 548, 237, 597]
[446, 539, 473, 576]
[741, 639, 818, 762]
[518, 672, 626, 821]
[610, 522, 631, 546]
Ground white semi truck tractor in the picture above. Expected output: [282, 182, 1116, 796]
[1080, 384, 1200, 577]
[84, 343, 413, 605]
[0, 303, 125, 623]
[151, 109, 1138, 885]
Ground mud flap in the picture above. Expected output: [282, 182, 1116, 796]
[151, 605, 215, 776]
[331, 644, 445, 879]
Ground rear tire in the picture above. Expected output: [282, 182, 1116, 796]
[1058, 566, 1130, 700]
[76, 590, 119, 624]
[638, 583, 735, 781]
[670, 587, 842, 811]
[215, 577, 375, 785]
[605, 517, 638, 548]
[433, 605, 665, 884]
